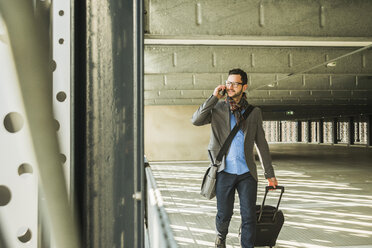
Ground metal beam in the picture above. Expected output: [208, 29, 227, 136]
[78, 0, 144, 247]
[0, 16, 39, 248]
[0, 1, 80, 248]
[52, 0, 71, 196]
[145, 36, 372, 47]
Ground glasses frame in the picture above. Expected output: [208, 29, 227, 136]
[225, 80, 243, 88]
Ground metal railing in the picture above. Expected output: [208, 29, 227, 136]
[144, 157, 178, 248]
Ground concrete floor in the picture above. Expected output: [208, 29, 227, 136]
[150, 143, 372, 248]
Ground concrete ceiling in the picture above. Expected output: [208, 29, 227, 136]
[144, 0, 372, 120]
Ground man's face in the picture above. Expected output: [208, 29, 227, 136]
[226, 74, 247, 98]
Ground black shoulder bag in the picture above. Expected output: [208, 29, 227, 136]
[200, 105, 255, 199]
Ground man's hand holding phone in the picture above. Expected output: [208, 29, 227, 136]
[213, 85, 226, 99]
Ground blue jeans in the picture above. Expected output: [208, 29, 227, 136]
[215, 171, 257, 248]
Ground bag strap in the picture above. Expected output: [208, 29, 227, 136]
[215, 105, 255, 163]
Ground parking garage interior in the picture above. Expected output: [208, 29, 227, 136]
[1, 1, 372, 248]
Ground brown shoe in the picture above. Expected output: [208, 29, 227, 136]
[215, 236, 226, 248]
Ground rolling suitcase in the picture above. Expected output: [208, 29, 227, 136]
[255, 185, 285, 248]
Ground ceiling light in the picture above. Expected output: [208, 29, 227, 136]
[327, 62, 337, 67]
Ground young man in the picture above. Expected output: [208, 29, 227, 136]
[192, 68, 278, 248]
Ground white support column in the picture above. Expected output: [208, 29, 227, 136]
[52, 0, 71, 193]
[0, 16, 38, 248]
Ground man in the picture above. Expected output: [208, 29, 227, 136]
[191, 68, 278, 248]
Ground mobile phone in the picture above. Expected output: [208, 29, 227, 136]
[219, 89, 226, 96]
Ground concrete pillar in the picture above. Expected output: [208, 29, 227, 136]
[332, 118, 338, 144]
[356, 120, 360, 142]
[348, 117, 355, 145]
[297, 121, 302, 142]
[307, 120, 312, 143]
[319, 119, 324, 144]
[278, 121, 282, 142]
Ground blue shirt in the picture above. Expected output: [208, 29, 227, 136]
[224, 111, 250, 175]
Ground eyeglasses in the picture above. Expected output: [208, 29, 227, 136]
[225, 80, 243, 88]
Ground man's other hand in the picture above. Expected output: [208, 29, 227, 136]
[267, 177, 278, 189]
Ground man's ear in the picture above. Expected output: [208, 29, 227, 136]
[243, 84, 248, 92]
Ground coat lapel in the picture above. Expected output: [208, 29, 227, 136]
[241, 106, 253, 136]
[224, 101, 231, 131]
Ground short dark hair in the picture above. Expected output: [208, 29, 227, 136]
[228, 68, 247, 85]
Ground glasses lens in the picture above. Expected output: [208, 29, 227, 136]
[225, 81, 241, 87]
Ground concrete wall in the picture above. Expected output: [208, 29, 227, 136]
[145, 105, 210, 161]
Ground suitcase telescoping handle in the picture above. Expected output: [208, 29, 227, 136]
[258, 186, 285, 222]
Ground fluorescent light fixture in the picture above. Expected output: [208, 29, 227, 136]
[327, 62, 337, 67]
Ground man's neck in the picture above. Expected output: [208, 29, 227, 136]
[232, 95, 242, 103]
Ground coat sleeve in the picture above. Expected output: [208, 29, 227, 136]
[191, 95, 219, 126]
[254, 108, 275, 179]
